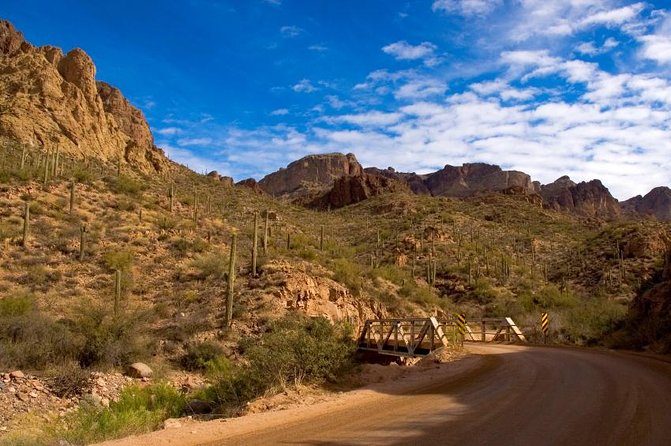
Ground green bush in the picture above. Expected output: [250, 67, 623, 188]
[103, 249, 134, 271]
[332, 258, 364, 296]
[242, 316, 355, 388]
[203, 316, 355, 413]
[191, 253, 227, 279]
[107, 175, 145, 197]
[59, 383, 185, 444]
[561, 299, 627, 345]
[180, 341, 225, 371]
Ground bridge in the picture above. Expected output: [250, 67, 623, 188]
[357, 316, 526, 358]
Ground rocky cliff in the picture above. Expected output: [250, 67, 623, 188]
[0, 19, 169, 172]
[424, 163, 539, 198]
[259, 153, 363, 197]
[540, 176, 621, 219]
[622, 187, 671, 222]
[310, 171, 411, 210]
[364, 167, 431, 195]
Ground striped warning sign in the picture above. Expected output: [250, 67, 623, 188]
[541, 312, 550, 335]
[456, 314, 467, 335]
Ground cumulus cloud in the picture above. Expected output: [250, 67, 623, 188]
[639, 15, 671, 64]
[382, 41, 440, 66]
[292, 79, 318, 93]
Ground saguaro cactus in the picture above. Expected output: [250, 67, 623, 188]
[263, 211, 269, 254]
[114, 269, 122, 317]
[79, 224, 87, 261]
[225, 232, 237, 327]
[21, 201, 30, 248]
[251, 212, 259, 276]
[69, 180, 76, 214]
[169, 183, 175, 213]
[320, 225, 325, 251]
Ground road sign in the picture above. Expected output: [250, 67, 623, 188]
[541, 312, 549, 337]
[456, 314, 466, 333]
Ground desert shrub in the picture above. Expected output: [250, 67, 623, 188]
[115, 198, 137, 212]
[0, 292, 79, 369]
[242, 316, 355, 388]
[171, 238, 209, 256]
[371, 265, 410, 286]
[103, 249, 134, 271]
[203, 316, 355, 413]
[107, 175, 145, 197]
[72, 167, 96, 184]
[471, 278, 499, 304]
[180, 341, 226, 371]
[518, 284, 580, 312]
[560, 299, 627, 345]
[69, 302, 151, 368]
[191, 253, 227, 279]
[332, 258, 364, 296]
[156, 216, 178, 231]
[47, 362, 92, 398]
[58, 383, 185, 444]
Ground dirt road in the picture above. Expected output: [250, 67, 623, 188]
[100, 344, 671, 446]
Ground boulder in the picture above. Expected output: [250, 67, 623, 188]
[126, 362, 153, 378]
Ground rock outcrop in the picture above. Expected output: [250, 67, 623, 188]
[310, 171, 411, 209]
[259, 153, 363, 197]
[622, 187, 671, 222]
[540, 177, 621, 219]
[630, 249, 671, 352]
[364, 167, 431, 195]
[0, 19, 169, 173]
[424, 163, 538, 197]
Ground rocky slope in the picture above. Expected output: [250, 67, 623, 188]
[0, 19, 169, 173]
[622, 187, 671, 222]
[540, 176, 621, 219]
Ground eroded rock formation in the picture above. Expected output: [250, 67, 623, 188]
[0, 19, 169, 173]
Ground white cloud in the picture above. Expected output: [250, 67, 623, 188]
[155, 127, 183, 136]
[432, 0, 503, 17]
[576, 37, 620, 56]
[328, 111, 404, 127]
[270, 108, 289, 116]
[292, 79, 318, 93]
[639, 15, 671, 64]
[579, 3, 646, 28]
[308, 44, 328, 52]
[382, 41, 440, 66]
[280, 25, 303, 37]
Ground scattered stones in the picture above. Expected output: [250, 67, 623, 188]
[9, 371, 25, 380]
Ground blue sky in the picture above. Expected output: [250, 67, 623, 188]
[2, 0, 671, 199]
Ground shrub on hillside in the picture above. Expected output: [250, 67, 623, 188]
[180, 341, 226, 371]
[0, 292, 79, 370]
